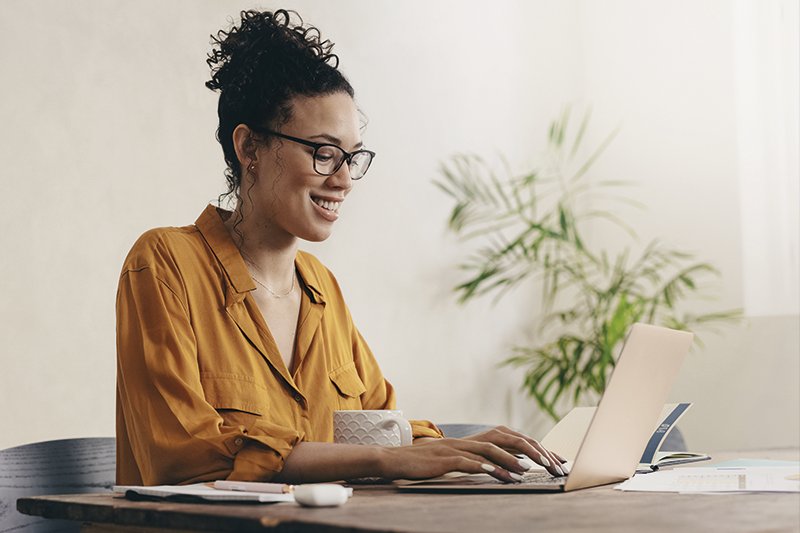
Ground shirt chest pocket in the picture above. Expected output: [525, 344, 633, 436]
[201, 373, 269, 429]
[328, 362, 367, 410]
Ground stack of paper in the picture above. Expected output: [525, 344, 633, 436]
[616, 460, 800, 493]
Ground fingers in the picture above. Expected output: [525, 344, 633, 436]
[522, 440, 566, 476]
[393, 439, 523, 483]
[449, 439, 549, 482]
[452, 452, 522, 484]
[525, 440, 564, 476]
[469, 426, 567, 477]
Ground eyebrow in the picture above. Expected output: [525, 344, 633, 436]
[309, 133, 363, 150]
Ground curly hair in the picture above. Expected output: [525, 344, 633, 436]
[205, 9, 354, 201]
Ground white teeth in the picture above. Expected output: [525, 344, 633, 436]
[312, 197, 341, 213]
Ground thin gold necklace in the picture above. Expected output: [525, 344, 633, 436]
[240, 252, 296, 299]
[251, 269, 296, 298]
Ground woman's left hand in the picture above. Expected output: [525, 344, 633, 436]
[462, 425, 568, 477]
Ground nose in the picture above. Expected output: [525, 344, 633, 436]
[326, 160, 353, 191]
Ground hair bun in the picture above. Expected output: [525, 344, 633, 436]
[205, 9, 339, 94]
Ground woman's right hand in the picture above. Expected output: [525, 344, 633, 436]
[377, 435, 562, 483]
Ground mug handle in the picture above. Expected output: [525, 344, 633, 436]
[379, 415, 413, 446]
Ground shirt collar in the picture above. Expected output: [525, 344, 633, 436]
[195, 204, 255, 302]
[295, 252, 327, 306]
[195, 204, 327, 306]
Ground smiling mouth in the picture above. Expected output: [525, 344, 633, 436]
[311, 196, 342, 213]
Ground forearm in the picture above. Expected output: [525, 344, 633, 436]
[271, 442, 388, 484]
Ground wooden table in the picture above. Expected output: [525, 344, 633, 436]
[17, 450, 800, 533]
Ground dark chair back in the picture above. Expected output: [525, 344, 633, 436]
[438, 423, 494, 439]
[0, 437, 115, 532]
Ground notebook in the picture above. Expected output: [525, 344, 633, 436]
[398, 323, 694, 492]
[540, 402, 710, 473]
[112, 483, 295, 503]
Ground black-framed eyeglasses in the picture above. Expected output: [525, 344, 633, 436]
[249, 126, 375, 180]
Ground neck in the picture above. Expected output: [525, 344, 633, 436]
[222, 206, 298, 287]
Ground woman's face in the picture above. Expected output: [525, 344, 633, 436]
[244, 92, 362, 243]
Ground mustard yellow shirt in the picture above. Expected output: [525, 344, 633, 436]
[116, 204, 441, 485]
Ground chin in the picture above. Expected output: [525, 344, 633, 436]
[298, 227, 334, 243]
[303, 235, 332, 243]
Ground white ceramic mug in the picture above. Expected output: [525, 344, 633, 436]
[333, 410, 413, 447]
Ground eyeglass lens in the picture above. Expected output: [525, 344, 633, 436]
[313, 145, 372, 179]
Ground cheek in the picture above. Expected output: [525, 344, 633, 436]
[269, 176, 312, 217]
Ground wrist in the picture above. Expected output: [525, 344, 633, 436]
[371, 445, 396, 479]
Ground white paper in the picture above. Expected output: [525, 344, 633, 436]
[615, 466, 800, 493]
[113, 483, 296, 502]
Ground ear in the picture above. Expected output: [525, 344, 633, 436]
[232, 124, 258, 172]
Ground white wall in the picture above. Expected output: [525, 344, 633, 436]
[0, 0, 797, 453]
[573, 0, 799, 451]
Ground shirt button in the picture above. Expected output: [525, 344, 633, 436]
[234, 437, 244, 446]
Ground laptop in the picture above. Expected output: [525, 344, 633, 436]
[398, 323, 694, 492]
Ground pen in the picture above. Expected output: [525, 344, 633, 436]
[211, 480, 294, 494]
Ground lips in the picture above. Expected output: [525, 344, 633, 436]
[310, 195, 343, 222]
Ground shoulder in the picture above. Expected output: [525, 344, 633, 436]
[121, 224, 203, 275]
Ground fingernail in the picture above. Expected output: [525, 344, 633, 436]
[481, 463, 496, 473]
[518, 458, 535, 470]
[555, 465, 564, 476]
[538, 454, 550, 467]
[509, 472, 524, 482]
[561, 464, 571, 475]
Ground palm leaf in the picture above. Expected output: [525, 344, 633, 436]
[439, 108, 737, 421]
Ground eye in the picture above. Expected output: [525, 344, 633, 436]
[314, 146, 337, 162]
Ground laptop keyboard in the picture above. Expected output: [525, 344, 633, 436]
[519, 471, 567, 485]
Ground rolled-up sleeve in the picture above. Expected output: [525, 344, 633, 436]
[116, 267, 298, 485]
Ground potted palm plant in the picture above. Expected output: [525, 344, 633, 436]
[437, 109, 739, 420]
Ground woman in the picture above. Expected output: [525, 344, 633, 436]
[116, 9, 565, 486]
